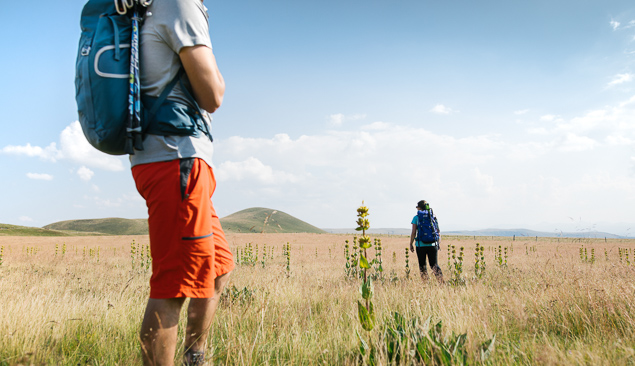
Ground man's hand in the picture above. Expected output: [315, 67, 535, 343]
[410, 244, 414, 253]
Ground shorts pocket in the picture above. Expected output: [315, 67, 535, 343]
[180, 236, 214, 288]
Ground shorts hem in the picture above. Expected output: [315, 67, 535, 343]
[150, 287, 214, 299]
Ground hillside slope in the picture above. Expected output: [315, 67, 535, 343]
[0, 223, 94, 237]
[40, 208, 324, 235]
[220, 207, 325, 234]
[44, 218, 148, 236]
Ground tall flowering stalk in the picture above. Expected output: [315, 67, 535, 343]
[130, 241, 136, 270]
[344, 240, 351, 277]
[405, 247, 411, 278]
[285, 242, 291, 277]
[356, 202, 375, 332]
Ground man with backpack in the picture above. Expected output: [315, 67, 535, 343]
[409, 200, 444, 281]
[76, 0, 233, 363]
[130, 1, 235, 365]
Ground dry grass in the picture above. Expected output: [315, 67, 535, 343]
[1, 234, 634, 365]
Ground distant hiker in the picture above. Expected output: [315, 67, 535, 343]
[409, 200, 443, 281]
[105, 0, 233, 364]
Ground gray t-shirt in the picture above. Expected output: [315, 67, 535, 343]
[130, 0, 214, 168]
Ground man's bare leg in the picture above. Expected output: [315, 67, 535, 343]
[140, 297, 186, 366]
[183, 272, 232, 358]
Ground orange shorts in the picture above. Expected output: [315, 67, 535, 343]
[132, 158, 235, 299]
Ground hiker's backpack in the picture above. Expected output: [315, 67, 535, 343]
[75, 0, 212, 155]
[415, 210, 440, 244]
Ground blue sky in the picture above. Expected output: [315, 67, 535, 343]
[1, 0, 634, 235]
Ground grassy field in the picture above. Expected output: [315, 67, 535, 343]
[0, 234, 634, 365]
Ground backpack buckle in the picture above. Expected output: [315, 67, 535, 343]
[81, 45, 91, 56]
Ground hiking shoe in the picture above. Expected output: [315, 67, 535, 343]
[183, 350, 205, 366]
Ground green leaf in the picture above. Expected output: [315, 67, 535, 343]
[416, 338, 432, 363]
[356, 329, 368, 356]
[368, 300, 376, 323]
[480, 334, 496, 361]
[360, 255, 371, 269]
[359, 236, 372, 249]
[360, 278, 374, 300]
[358, 300, 375, 331]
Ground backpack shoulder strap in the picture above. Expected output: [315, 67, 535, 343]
[146, 68, 185, 121]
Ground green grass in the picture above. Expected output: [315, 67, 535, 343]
[219, 207, 326, 234]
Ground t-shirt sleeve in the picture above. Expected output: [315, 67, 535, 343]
[153, 0, 212, 54]
[411, 216, 417, 225]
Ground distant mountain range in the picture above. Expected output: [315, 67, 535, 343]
[323, 227, 631, 239]
[0, 209, 630, 238]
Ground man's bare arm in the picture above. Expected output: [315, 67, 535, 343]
[409, 223, 416, 252]
[179, 45, 225, 113]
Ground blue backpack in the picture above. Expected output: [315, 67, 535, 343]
[75, 0, 212, 155]
[415, 210, 440, 244]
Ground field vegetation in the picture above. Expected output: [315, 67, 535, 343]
[0, 233, 634, 365]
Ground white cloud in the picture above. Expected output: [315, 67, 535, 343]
[2, 143, 62, 161]
[514, 109, 529, 115]
[211, 92, 635, 229]
[471, 167, 495, 196]
[605, 135, 632, 146]
[540, 114, 557, 122]
[216, 157, 301, 184]
[362, 121, 391, 130]
[527, 127, 548, 135]
[327, 113, 366, 126]
[19, 216, 33, 223]
[327, 113, 344, 126]
[610, 20, 620, 30]
[619, 95, 635, 107]
[430, 104, 454, 115]
[77, 166, 95, 181]
[558, 133, 598, 152]
[26, 173, 53, 181]
[608, 73, 633, 87]
[59, 122, 125, 171]
[1, 121, 125, 172]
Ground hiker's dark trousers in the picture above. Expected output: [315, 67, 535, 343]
[415, 246, 443, 278]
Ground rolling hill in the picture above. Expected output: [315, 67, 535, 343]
[219, 207, 326, 234]
[0, 223, 94, 237]
[37, 208, 325, 235]
[44, 218, 149, 235]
